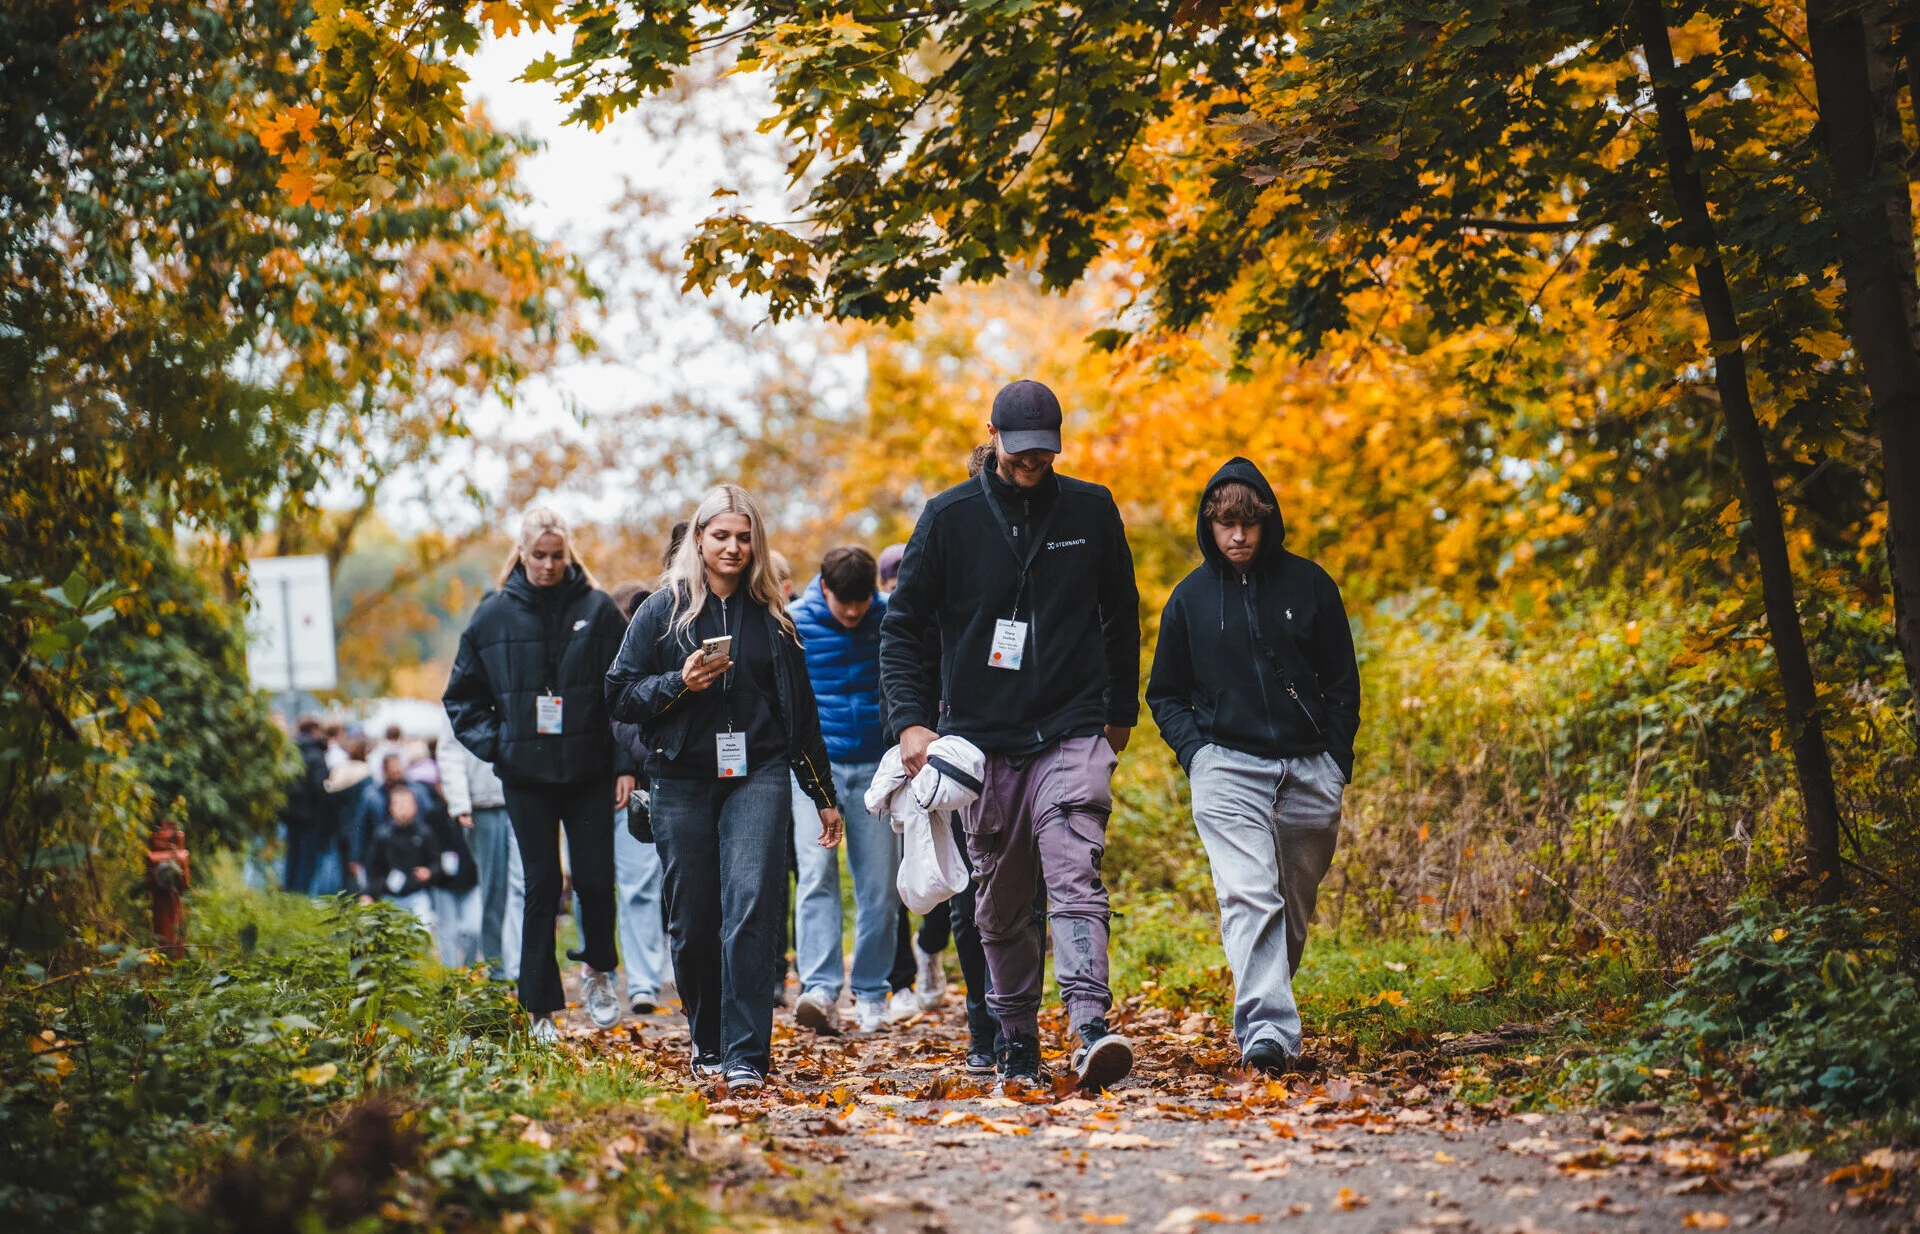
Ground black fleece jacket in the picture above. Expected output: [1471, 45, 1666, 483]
[880, 466, 1140, 754]
[603, 585, 839, 811]
[442, 564, 635, 789]
[1147, 458, 1361, 778]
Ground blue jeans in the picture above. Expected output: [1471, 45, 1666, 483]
[651, 764, 790, 1074]
[611, 806, 669, 1001]
[793, 761, 898, 1003]
[503, 836, 524, 983]
[433, 885, 484, 967]
[468, 806, 516, 980]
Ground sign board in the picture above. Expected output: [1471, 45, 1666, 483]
[245, 555, 338, 692]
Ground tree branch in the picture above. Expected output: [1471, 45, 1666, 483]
[1414, 216, 1585, 234]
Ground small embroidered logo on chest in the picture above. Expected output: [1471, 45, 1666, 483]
[1285, 609, 1294, 621]
[573, 619, 589, 631]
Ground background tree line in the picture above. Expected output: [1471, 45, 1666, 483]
[273, 0, 1920, 949]
[8, 0, 1920, 970]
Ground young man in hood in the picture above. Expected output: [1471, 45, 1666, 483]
[1146, 458, 1361, 1074]
[881, 379, 1142, 1091]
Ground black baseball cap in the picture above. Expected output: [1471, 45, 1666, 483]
[991, 379, 1063, 454]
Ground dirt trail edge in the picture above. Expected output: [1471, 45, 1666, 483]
[571, 988, 1875, 1233]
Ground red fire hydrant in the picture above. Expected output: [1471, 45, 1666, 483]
[146, 819, 189, 959]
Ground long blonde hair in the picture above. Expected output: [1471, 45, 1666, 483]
[666, 485, 795, 642]
[498, 506, 601, 589]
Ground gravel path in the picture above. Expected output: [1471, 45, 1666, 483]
[571, 984, 1893, 1233]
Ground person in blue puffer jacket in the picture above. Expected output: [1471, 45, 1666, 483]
[787, 547, 902, 1034]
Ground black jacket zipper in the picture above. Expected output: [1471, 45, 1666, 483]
[1242, 569, 1323, 738]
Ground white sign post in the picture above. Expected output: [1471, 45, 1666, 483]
[245, 555, 338, 694]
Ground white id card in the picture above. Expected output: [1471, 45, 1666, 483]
[440, 851, 460, 876]
[385, 869, 406, 894]
[536, 693, 563, 734]
[715, 731, 748, 778]
[988, 617, 1028, 670]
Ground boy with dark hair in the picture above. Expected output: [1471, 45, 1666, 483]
[1147, 457, 1361, 1075]
[789, 544, 899, 1032]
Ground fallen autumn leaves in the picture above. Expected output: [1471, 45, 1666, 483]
[540, 982, 1912, 1231]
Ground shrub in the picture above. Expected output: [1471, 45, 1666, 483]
[1577, 899, 1920, 1115]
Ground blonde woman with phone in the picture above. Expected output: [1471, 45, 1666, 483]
[604, 484, 843, 1091]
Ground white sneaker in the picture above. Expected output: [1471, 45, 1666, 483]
[912, 939, 947, 1010]
[794, 988, 841, 1034]
[888, 987, 920, 1022]
[529, 1015, 560, 1044]
[854, 997, 887, 1032]
[584, 968, 620, 1029]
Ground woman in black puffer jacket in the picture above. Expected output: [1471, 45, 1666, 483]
[605, 484, 842, 1090]
[444, 508, 637, 1039]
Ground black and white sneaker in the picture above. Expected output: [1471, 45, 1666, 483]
[692, 1049, 724, 1080]
[723, 1064, 764, 1092]
[631, 992, 659, 1016]
[965, 1044, 998, 1075]
[997, 1032, 1044, 1087]
[1070, 1018, 1134, 1092]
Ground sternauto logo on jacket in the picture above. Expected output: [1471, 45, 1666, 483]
[1046, 537, 1087, 551]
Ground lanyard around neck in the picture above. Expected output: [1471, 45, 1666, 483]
[977, 468, 1060, 620]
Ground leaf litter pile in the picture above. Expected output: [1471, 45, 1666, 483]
[555, 985, 1907, 1232]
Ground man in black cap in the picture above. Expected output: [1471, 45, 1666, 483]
[879, 378, 1141, 1091]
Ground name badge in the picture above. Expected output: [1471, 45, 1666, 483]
[385, 869, 406, 894]
[536, 693, 563, 734]
[989, 618, 1028, 670]
[440, 851, 460, 876]
[715, 731, 748, 778]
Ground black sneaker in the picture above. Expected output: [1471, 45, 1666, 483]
[997, 1032, 1044, 1085]
[965, 1044, 997, 1075]
[1242, 1038, 1291, 1076]
[631, 994, 658, 1016]
[1070, 1018, 1134, 1091]
[723, 1064, 764, 1092]
[692, 1049, 723, 1079]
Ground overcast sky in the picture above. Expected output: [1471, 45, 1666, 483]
[364, 32, 848, 532]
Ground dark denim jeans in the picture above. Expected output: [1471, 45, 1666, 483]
[650, 763, 790, 1074]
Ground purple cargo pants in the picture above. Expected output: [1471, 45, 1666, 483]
[957, 734, 1119, 1038]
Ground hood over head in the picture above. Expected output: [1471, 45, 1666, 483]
[1196, 457, 1286, 573]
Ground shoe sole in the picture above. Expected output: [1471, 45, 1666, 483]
[965, 1060, 997, 1075]
[1075, 1035, 1134, 1091]
[794, 998, 838, 1034]
[725, 1075, 763, 1091]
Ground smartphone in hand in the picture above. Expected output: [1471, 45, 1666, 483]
[700, 634, 733, 666]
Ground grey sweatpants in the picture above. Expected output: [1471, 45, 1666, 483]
[1189, 745, 1345, 1057]
[959, 735, 1119, 1038]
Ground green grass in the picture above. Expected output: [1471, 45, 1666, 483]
[0, 861, 775, 1234]
[1107, 889, 1652, 1075]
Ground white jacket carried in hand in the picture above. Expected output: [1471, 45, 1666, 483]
[865, 735, 984, 913]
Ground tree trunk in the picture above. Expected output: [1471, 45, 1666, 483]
[1809, 0, 1920, 726]
[1631, 0, 1847, 901]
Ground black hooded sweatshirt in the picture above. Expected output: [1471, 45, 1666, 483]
[1146, 458, 1361, 779]
[443, 563, 633, 788]
[879, 465, 1140, 754]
